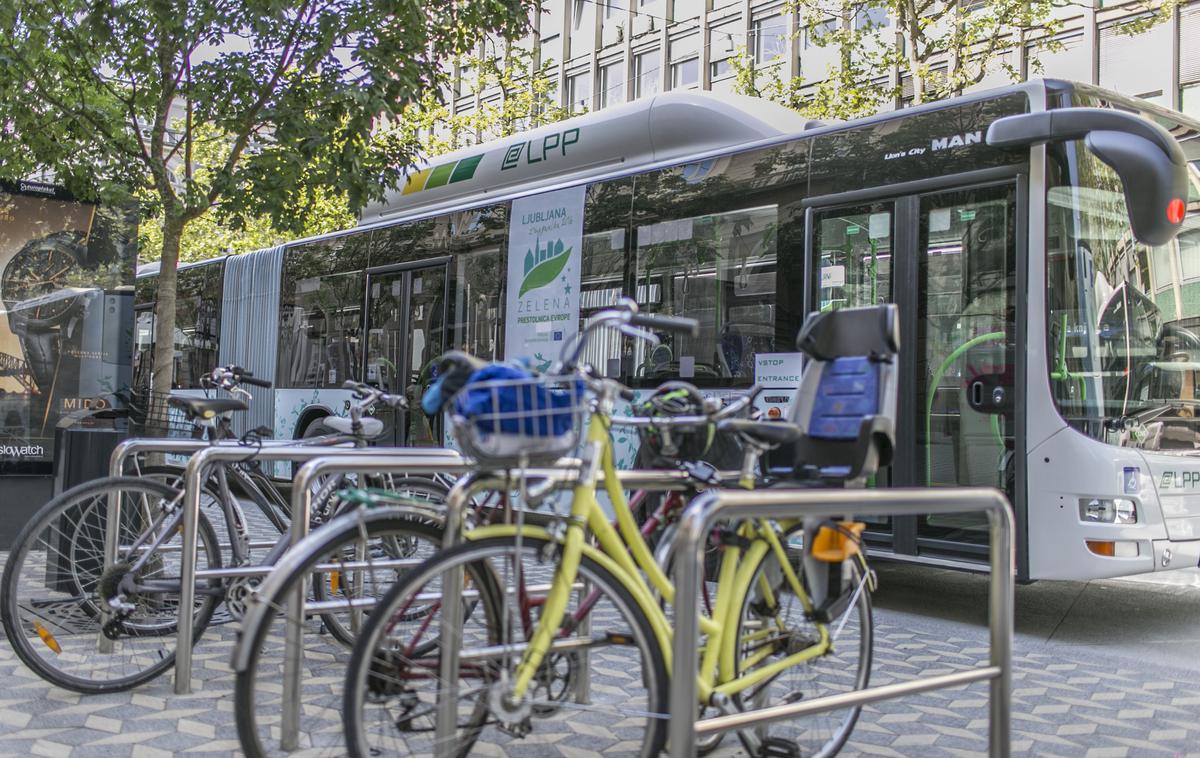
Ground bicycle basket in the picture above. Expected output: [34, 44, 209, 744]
[448, 365, 586, 468]
[126, 389, 204, 439]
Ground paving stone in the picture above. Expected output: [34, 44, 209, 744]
[1, 552, 1200, 756]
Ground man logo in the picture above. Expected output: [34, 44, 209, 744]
[931, 131, 982, 151]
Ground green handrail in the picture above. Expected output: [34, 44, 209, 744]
[1049, 312, 1086, 401]
[925, 331, 1007, 486]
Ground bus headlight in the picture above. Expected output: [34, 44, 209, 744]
[1079, 498, 1137, 524]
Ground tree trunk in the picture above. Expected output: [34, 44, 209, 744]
[908, 44, 924, 105]
[149, 213, 184, 434]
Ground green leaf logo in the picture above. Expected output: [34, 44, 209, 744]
[519, 246, 571, 296]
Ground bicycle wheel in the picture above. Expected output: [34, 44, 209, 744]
[312, 478, 448, 646]
[233, 509, 444, 758]
[342, 534, 669, 758]
[0, 477, 222, 693]
[130, 463, 263, 565]
[731, 526, 873, 758]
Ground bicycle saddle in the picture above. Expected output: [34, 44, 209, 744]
[320, 415, 385, 440]
[718, 418, 803, 448]
[168, 395, 247, 419]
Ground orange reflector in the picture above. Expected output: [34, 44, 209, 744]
[811, 522, 866, 563]
[34, 621, 62, 654]
[330, 570, 341, 594]
[1086, 540, 1115, 557]
[1168, 198, 1186, 225]
[767, 407, 782, 419]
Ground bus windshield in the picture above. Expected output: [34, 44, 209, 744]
[1048, 139, 1200, 448]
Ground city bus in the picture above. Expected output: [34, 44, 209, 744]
[135, 79, 1200, 582]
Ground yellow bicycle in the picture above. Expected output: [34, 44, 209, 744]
[342, 300, 897, 757]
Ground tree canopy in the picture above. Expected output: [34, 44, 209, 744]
[0, 0, 532, 401]
[732, 0, 1176, 120]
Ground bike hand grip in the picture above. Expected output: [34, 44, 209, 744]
[240, 375, 272, 388]
[628, 312, 700, 337]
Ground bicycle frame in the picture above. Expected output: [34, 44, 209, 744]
[465, 398, 835, 710]
[115, 427, 378, 599]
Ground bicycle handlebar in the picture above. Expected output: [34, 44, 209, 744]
[238, 373, 271, 388]
[610, 383, 762, 429]
[341, 380, 407, 410]
[628, 311, 700, 337]
[714, 384, 762, 420]
[563, 297, 699, 369]
[204, 365, 272, 392]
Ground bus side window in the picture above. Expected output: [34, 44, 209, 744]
[579, 179, 633, 378]
[629, 162, 784, 386]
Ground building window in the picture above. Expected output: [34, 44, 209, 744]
[853, 5, 889, 30]
[753, 14, 788, 64]
[540, 33, 560, 59]
[671, 57, 699, 88]
[457, 63, 476, 96]
[804, 18, 837, 49]
[635, 50, 660, 98]
[708, 20, 740, 79]
[600, 61, 625, 107]
[670, 34, 700, 89]
[603, 0, 626, 19]
[566, 71, 592, 112]
[1183, 83, 1200, 119]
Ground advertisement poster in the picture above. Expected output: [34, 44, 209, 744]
[504, 185, 586, 368]
[0, 181, 136, 471]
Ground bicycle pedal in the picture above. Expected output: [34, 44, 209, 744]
[758, 736, 801, 757]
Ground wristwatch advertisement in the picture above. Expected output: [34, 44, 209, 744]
[0, 180, 137, 472]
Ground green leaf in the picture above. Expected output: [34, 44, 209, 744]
[519, 247, 572, 297]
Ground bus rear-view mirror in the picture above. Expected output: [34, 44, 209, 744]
[986, 108, 1188, 247]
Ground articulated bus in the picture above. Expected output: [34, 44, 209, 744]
[135, 79, 1200, 582]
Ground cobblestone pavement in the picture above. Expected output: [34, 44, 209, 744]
[1, 551, 1200, 756]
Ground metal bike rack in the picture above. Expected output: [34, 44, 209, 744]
[271, 460, 585, 750]
[167, 444, 462, 694]
[430, 467, 718, 758]
[107, 435, 329, 479]
[669, 487, 1014, 757]
[99, 437, 314, 653]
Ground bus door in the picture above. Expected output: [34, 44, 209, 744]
[363, 261, 448, 446]
[809, 180, 1020, 560]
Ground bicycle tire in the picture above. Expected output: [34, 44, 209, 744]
[1, 476, 222, 694]
[732, 524, 873, 758]
[130, 463, 266, 564]
[233, 509, 445, 758]
[311, 477, 449, 647]
[342, 534, 670, 758]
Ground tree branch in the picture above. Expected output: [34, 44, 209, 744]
[199, 0, 320, 212]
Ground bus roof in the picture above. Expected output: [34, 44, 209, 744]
[358, 91, 823, 225]
[135, 79, 1200, 277]
[136, 255, 227, 278]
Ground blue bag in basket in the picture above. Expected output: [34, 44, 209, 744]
[454, 364, 577, 438]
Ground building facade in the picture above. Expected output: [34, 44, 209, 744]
[448, 0, 1200, 121]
